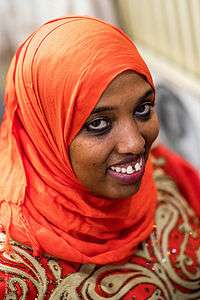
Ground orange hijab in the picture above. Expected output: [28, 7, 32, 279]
[0, 16, 156, 264]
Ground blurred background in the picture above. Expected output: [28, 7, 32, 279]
[0, 0, 200, 168]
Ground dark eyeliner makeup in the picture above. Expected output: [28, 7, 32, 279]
[134, 102, 154, 119]
[84, 117, 112, 136]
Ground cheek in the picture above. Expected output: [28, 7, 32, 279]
[141, 113, 160, 145]
[69, 136, 111, 176]
[150, 113, 160, 143]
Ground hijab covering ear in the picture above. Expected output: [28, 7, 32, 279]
[0, 16, 157, 264]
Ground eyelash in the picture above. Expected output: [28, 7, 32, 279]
[84, 102, 154, 136]
[84, 117, 112, 135]
[135, 102, 154, 119]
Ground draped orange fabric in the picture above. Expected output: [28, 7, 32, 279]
[0, 16, 157, 264]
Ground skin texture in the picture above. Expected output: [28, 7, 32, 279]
[70, 71, 159, 199]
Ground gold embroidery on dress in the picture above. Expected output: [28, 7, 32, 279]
[0, 234, 48, 299]
[0, 157, 199, 299]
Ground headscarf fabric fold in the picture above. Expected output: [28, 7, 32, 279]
[0, 16, 157, 264]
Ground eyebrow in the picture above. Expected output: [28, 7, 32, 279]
[91, 88, 154, 115]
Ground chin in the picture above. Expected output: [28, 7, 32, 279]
[102, 181, 142, 200]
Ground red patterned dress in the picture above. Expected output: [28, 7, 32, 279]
[0, 147, 199, 299]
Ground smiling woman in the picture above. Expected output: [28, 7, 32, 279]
[0, 16, 199, 299]
[70, 71, 159, 198]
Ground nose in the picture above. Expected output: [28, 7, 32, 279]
[115, 120, 145, 155]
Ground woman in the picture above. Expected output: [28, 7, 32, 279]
[0, 16, 199, 299]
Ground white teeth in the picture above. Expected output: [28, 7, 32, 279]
[110, 159, 143, 175]
[127, 165, 134, 174]
[135, 162, 141, 171]
[121, 168, 127, 173]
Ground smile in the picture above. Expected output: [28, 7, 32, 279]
[110, 157, 143, 174]
[107, 157, 145, 185]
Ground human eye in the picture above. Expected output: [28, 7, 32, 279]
[134, 102, 154, 120]
[84, 117, 112, 135]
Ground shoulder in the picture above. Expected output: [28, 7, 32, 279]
[152, 144, 200, 217]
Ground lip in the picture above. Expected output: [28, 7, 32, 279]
[107, 156, 145, 185]
[108, 155, 141, 169]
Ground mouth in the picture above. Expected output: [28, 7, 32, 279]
[107, 156, 145, 185]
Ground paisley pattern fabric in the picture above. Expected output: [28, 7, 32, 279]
[0, 156, 199, 299]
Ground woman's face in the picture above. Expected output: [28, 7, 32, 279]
[70, 71, 159, 199]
